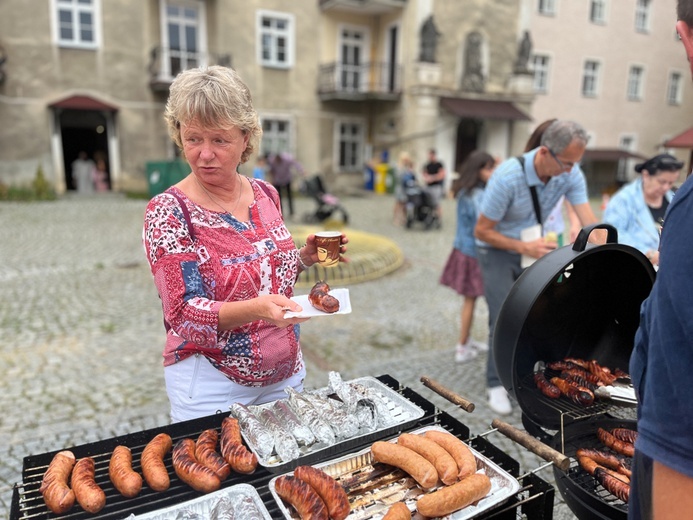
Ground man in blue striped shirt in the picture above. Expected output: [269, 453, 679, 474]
[474, 120, 604, 415]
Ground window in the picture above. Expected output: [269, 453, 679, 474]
[582, 60, 600, 97]
[627, 66, 644, 101]
[635, 0, 650, 33]
[261, 118, 291, 156]
[155, 1, 207, 80]
[258, 11, 294, 68]
[538, 0, 556, 15]
[532, 54, 550, 93]
[617, 135, 636, 183]
[667, 71, 683, 105]
[52, 0, 100, 49]
[590, 0, 606, 24]
[337, 121, 364, 170]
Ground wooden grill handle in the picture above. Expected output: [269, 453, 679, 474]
[491, 419, 570, 472]
[420, 376, 475, 413]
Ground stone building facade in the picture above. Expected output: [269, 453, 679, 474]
[0, 0, 688, 196]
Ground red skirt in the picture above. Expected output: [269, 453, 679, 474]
[439, 249, 484, 297]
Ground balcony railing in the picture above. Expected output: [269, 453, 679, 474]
[148, 47, 232, 91]
[318, 61, 402, 101]
[319, 0, 406, 14]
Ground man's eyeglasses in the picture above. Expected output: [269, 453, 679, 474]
[548, 148, 578, 172]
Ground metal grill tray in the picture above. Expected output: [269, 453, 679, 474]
[269, 425, 522, 520]
[130, 483, 271, 519]
[243, 376, 425, 474]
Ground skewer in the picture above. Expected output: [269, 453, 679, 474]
[491, 419, 570, 471]
[420, 376, 475, 412]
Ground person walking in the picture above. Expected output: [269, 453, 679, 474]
[474, 120, 605, 415]
[439, 151, 496, 362]
[268, 152, 304, 218]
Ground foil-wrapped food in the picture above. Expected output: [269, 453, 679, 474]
[233, 373, 425, 470]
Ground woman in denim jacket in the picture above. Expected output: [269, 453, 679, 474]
[603, 153, 683, 266]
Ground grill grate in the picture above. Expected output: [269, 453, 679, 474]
[11, 375, 554, 520]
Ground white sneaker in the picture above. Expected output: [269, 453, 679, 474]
[469, 339, 489, 352]
[455, 344, 478, 363]
[488, 386, 512, 415]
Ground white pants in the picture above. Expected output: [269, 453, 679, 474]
[164, 354, 306, 423]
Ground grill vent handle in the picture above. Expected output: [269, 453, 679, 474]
[420, 376, 475, 413]
[572, 223, 618, 251]
[491, 419, 570, 472]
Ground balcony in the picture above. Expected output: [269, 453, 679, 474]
[148, 47, 232, 92]
[319, 0, 406, 14]
[318, 61, 402, 101]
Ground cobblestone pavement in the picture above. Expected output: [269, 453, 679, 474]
[0, 190, 581, 518]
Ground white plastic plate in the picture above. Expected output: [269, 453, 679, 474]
[284, 288, 351, 318]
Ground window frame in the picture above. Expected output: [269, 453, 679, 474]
[51, 0, 101, 49]
[158, 0, 208, 80]
[581, 59, 601, 98]
[260, 115, 294, 157]
[333, 118, 365, 172]
[257, 10, 295, 69]
[617, 134, 638, 183]
[589, 0, 608, 24]
[537, 0, 556, 16]
[627, 65, 645, 101]
[531, 53, 551, 94]
[635, 0, 651, 33]
[667, 71, 683, 105]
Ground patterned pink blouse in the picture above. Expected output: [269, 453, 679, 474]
[143, 180, 304, 387]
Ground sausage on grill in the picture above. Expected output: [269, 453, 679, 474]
[172, 438, 221, 494]
[220, 416, 258, 474]
[294, 465, 350, 520]
[71, 457, 106, 514]
[195, 429, 231, 481]
[141, 432, 172, 492]
[597, 428, 635, 457]
[40, 450, 76, 514]
[275, 475, 329, 520]
[109, 445, 143, 498]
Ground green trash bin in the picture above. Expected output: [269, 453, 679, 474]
[146, 160, 191, 197]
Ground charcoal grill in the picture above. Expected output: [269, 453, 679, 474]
[11, 375, 554, 520]
[492, 224, 654, 520]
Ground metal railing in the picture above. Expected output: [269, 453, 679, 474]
[318, 61, 402, 100]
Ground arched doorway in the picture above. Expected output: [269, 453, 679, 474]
[49, 95, 118, 192]
[454, 119, 481, 171]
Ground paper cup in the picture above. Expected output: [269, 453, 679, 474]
[315, 231, 342, 267]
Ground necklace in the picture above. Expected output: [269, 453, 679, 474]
[194, 173, 244, 216]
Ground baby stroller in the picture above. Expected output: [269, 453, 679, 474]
[403, 177, 440, 230]
[300, 174, 349, 224]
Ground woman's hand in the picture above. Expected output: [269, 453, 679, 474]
[259, 294, 310, 328]
[218, 295, 309, 330]
[300, 233, 349, 268]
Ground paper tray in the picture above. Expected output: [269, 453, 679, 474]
[131, 483, 271, 520]
[269, 425, 521, 520]
[242, 376, 426, 474]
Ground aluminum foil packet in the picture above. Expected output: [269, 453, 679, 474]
[350, 382, 397, 427]
[256, 407, 300, 463]
[301, 391, 360, 440]
[270, 399, 315, 447]
[210, 495, 264, 520]
[285, 387, 336, 445]
[230, 403, 274, 460]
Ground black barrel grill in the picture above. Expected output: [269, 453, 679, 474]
[11, 375, 555, 520]
[493, 224, 653, 520]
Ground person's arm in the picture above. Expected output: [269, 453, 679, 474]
[565, 200, 582, 242]
[653, 461, 693, 519]
[474, 213, 555, 259]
